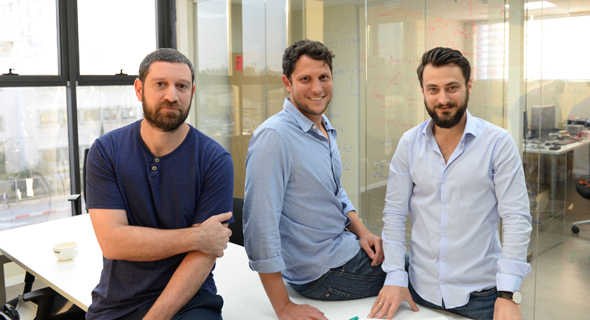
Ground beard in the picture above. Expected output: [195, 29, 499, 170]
[291, 94, 331, 116]
[142, 91, 192, 132]
[425, 90, 469, 129]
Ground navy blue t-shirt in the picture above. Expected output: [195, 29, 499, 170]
[85, 120, 234, 320]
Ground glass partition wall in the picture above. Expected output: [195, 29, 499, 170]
[187, 1, 590, 319]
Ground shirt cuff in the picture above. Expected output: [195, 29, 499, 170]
[384, 270, 409, 287]
[496, 273, 525, 292]
[496, 259, 531, 292]
[249, 255, 286, 274]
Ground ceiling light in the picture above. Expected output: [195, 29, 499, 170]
[505, 1, 557, 9]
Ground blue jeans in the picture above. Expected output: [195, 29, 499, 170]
[288, 248, 386, 300]
[115, 289, 223, 320]
[405, 253, 496, 320]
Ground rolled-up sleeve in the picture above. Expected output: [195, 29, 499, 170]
[382, 137, 414, 287]
[492, 133, 533, 292]
[243, 129, 291, 273]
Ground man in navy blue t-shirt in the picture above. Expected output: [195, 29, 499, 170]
[85, 48, 234, 320]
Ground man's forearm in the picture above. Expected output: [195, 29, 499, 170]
[93, 223, 201, 261]
[346, 211, 372, 238]
[259, 272, 292, 315]
[90, 209, 231, 261]
[143, 251, 217, 320]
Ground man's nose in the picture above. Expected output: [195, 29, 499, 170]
[310, 79, 323, 94]
[164, 86, 179, 102]
[436, 91, 450, 105]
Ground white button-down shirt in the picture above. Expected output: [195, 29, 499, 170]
[382, 111, 532, 308]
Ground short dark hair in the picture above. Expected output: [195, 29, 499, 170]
[282, 39, 335, 80]
[139, 48, 195, 83]
[417, 47, 471, 88]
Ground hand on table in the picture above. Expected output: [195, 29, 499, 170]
[276, 301, 328, 320]
[493, 297, 522, 320]
[367, 285, 418, 319]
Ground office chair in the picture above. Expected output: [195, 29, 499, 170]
[572, 178, 590, 234]
[230, 198, 244, 246]
[6, 272, 85, 320]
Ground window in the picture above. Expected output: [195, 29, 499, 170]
[0, 0, 59, 75]
[0, 0, 167, 230]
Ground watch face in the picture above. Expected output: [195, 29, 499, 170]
[513, 291, 522, 304]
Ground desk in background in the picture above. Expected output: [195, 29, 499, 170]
[523, 138, 590, 215]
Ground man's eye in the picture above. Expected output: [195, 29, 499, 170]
[156, 82, 165, 87]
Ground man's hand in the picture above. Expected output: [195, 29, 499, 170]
[359, 232, 384, 266]
[194, 212, 232, 257]
[367, 285, 418, 319]
[494, 297, 522, 320]
[276, 301, 328, 320]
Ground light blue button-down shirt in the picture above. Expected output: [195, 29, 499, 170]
[382, 110, 532, 308]
[243, 98, 360, 284]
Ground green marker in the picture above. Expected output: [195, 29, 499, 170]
[349, 317, 359, 320]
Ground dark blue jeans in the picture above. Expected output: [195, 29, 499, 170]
[288, 248, 386, 300]
[405, 253, 496, 320]
[115, 289, 223, 320]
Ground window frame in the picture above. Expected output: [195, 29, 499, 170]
[0, 0, 175, 216]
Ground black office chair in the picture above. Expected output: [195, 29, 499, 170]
[572, 178, 590, 233]
[230, 198, 244, 246]
[6, 272, 85, 320]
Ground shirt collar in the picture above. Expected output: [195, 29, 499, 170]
[422, 110, 478, 140]
[283, 98, 333, 133]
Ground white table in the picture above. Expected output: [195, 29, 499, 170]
[0, 214, 259, 311]
[223, 284, 467, 320]
[0, 214, 102, 310]
[0, 215, 467, 319]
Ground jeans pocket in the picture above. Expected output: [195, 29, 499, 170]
[470, 287, 497, 297]
[320, 287, 365, 301]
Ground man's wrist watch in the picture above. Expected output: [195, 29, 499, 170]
[497, 291, 522, 304]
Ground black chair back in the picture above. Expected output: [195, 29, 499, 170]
[230, 198, 244, 246]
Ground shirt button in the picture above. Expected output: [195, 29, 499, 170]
[155, 158, 160, 163]
[313, 125, 317, 129]
[152, 166, 157, 171]
[442, 205, 446, 210]
[441, 256, 446, 261]
[442, 232, 446, 237]
[441, 280, 446, 284]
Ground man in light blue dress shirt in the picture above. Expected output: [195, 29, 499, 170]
[244, 40, 386, 320]
[369, 47, 532, 320]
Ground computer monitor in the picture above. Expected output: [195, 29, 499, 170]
[529, 105, 559, 139]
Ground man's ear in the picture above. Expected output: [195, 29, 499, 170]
[467, 78, 473, 91]
[282, 74, 292, 94]
[134, 78, 143, 101]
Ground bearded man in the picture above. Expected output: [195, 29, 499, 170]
[86, 48, 234, 320]
[369, 47, 532, 320]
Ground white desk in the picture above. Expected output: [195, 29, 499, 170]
[0, 215, 261, 311]
[223, 284, 467, 320]
[0, 214, 102, 310]
[0, 216, 466, 319]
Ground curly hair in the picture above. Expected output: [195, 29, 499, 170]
[282, 40, 335, 80]
[416, 47, 471, 88]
